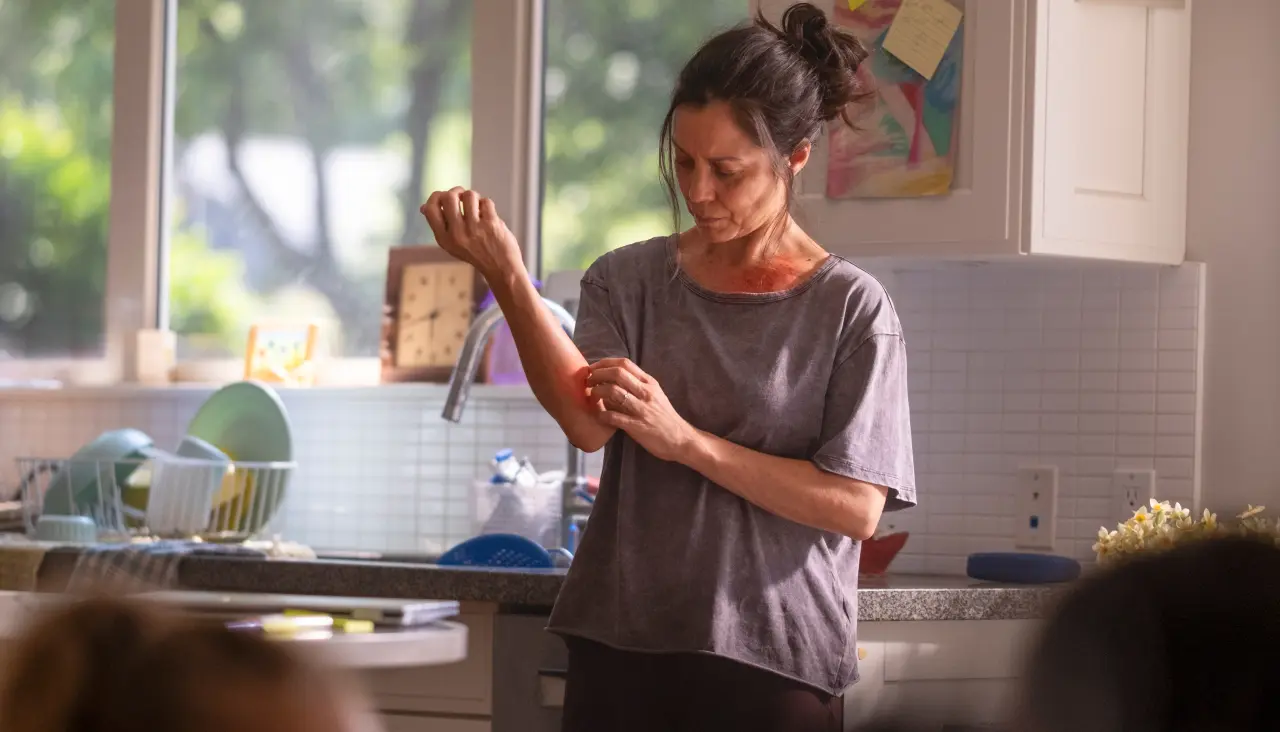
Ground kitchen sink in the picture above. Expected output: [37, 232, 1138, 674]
[315, 550, 443, 565]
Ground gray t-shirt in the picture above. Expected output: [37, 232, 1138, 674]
[547, 235, 916, 695]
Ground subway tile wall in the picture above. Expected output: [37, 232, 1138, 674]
[0, 260, 1205, 573]
[864, 260, 1204, 574]
[0, 387, 593, 554]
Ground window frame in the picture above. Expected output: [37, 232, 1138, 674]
[1, 0, 545, 383]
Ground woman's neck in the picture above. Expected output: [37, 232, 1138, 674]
[677, 219, 830, 294]
[684, 218, 818, 266]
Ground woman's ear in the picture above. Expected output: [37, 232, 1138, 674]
[789, 140, 812, 175]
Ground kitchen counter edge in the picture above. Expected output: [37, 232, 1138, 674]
[34, 550, 1062, 621]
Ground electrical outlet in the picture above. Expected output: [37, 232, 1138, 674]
[1015, 465, 1059, 550]
[1113, 469, 1157, 522]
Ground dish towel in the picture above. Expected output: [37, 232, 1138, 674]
[0, 544, 49, 591]
[67, 541, 266, 593]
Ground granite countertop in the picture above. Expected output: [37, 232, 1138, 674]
[34, 550, 1063, 621]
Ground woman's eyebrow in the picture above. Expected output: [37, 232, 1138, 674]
[672, 144, 743, 164]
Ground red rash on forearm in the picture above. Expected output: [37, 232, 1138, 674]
[569, 364, 599, 412]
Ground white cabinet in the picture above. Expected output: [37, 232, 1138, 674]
[844, 619, 1042, 730]
[379, 715, 490, 732]
[366, 609, 494, 716]
[755, 0, 1191, 264]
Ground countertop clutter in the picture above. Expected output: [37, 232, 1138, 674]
[31, 547, 1060, 621]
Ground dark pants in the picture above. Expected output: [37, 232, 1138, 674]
[561, 637, 843, 732]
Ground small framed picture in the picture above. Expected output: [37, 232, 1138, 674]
[244, 321, 320, 386]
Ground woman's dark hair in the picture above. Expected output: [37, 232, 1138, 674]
[658, 2, 873, 236]
[1018, 537, 1280, 732]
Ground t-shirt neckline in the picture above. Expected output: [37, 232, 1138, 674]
[665, 234, 839, 304]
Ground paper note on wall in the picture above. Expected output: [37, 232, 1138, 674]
[847, 0, 869, 10]
[881, 0, 963, 80]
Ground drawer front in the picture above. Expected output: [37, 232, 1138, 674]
[860, 620, 1040, 682]
[365, 612, 494, 716]
[380, 713, 491, 732]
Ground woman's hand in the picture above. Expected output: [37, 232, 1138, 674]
[420, 187, 522, 281]
[587, 358, 699, 462]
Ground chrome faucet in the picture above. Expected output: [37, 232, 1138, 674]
[441, 299, 590, 553]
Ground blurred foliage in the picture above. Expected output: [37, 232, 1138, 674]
[0, 0, 115, 357]
[0, 0, 746, 359]
[0, 100, 109, 356]
[541, 0, 744, 271]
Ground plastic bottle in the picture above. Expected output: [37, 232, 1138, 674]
[491, 449, 521, 483]
[491, 449, 537, 488]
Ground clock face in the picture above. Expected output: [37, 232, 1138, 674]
[395, 262, 474, 368]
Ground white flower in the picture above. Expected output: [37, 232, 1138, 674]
[1095, 499, 1275, 565]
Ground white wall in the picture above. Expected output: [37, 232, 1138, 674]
[1186, 0, 1280, 512]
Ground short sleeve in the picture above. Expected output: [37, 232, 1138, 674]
[812, 333, 917, 511]
[572, 270, 630, 363]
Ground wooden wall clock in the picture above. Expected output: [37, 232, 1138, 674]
[380, 246, 487, 383]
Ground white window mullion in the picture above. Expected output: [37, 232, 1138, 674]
[104, 0, 167, 381]
[472, 0, 545, 276]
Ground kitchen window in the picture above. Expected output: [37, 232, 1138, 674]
[0, 1, 116, 365]
[540, 0, 744, 273]
[166, 0, 474, 359]
[0, 0, 751, 383]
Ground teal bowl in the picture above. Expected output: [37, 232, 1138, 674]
[42, 429, 159, 518]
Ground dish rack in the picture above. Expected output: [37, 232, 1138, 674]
[17, 456, 295, 542]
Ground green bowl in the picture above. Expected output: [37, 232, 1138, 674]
[185, 381, 293, 535]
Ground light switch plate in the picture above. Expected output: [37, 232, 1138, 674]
[1113, 469, 1156, 522]
[1015, 465, 1059, 550]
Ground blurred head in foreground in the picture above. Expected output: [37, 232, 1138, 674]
[0, 596, 373, 732]
[1018, 537, 1280, 732]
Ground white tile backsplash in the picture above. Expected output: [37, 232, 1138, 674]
[0, 260, 1205, 573]
[862, 260, 1204, 569]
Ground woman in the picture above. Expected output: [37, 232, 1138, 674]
[421, 3, 915, 729]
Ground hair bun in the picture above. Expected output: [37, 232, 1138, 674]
[778, 2, 872, 125]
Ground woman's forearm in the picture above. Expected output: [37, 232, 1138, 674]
[680, 430, 888, 539]
[487, 269, 616, 453]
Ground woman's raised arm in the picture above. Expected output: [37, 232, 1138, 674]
[421, 187, 615, 452]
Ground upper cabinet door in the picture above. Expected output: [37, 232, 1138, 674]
[749, 0, 1191, 264]
[755, 0, 1030, 258]
[1030, 0, 1191, 264]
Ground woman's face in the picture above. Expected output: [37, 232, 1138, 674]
[671, 101, 809, 244]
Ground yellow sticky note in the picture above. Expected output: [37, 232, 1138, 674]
[882, 0, 962, 80]
[847, 0, 870, 11]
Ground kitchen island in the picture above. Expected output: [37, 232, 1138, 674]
[27, 547, 1065, 730]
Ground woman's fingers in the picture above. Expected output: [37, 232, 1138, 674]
[587, 366, 648, 400]
[590, 358, 651, 383]
[460, 190, 481, 226]
[422, 188, 497, 232]
[590, 383, 639, 415]
[420, 191, 448, 240]
[440, 187, 465, 232]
